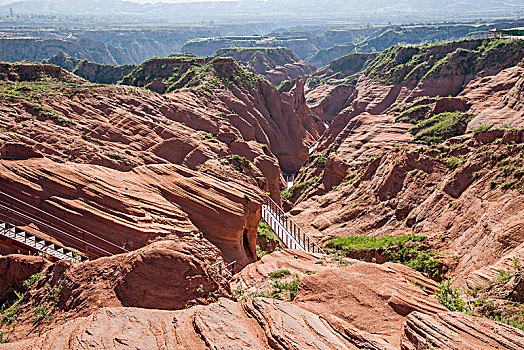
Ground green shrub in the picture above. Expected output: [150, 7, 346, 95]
[435, 279, 471, 313]
[104, 151, 136, 166]
[82, 134, 104, 145]
[22, 273, 43, 289]
[269, 269, 291, 279]
[396, 103, 435, 123]
[269, 275, 300, 301]
[258, 221, 279, 243]
[1, 290, 23, 325]
[32, 304, 52, 323]
[445, 156, 465, 169]
[0, 330, 9, 343]
[256, 245, 268, 258]
[198, 130, 217, 140]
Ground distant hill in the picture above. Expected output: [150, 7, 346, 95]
[0, 37, 135, 65]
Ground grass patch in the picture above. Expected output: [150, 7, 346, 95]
[327, 234, 426, 251]
[281, 176, 319, 200]
[104, 151, 136, 166]
[31, 104, 74, 126]
[327, 234, 441, 278]
[269, 269, 291, 279]
[410, 111, 475, 145]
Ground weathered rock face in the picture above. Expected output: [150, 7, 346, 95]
[181, 34, 324, 60]
[0, 255, 51, 301]
[233, 250, 449, 348]
[306, 39, 524, 128]
[462, 63, 524, 129]
[401, 311, 524, 350]
[3, 248, 524, 349]
[306, 53, 377, 121]
[294, 262, 448, 347]
[0, 298, 374, 350]
[0, 158, 261, 265]
[0, 38, 135, 66]
[0, 239, 231, 343]
[0, 61, 85, 83]
[214, 47, 316, 86]
[120, 56, 324, 174]
[290, 40, 524, 288]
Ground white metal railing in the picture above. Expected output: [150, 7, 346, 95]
[0, 190, 128, 261]
[261, 195, 325, 254]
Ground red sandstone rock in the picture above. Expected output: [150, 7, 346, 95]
[0, 158, 261, 265]
[0, 254, 51, 300]
[294, 262, 448, 347]
[0, 238, 231, 343]
[400, 311, 524, 350]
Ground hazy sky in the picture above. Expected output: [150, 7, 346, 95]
[133, 0, 234, 2]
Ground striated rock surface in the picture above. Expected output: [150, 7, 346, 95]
[306, 53, 377, 122]
[1, 298, 376, 350]
[0, 158, 261, 265]
[0, 37, 135, 66]
[401, 311, 524, 350]
[0, 255, 51, 301]
[233, 250, 449, 348]
[290, 39, 524, 288]
[0, 58, 325, 261]
[295, 262, 448, 347]
[291, 129, 524, 286]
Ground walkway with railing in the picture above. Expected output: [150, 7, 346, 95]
[261, 195, 325, 254]
[0, 190, 128, 262]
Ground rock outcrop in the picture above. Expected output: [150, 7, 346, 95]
[0, 239, 231, 343]
[121, 56, 324, 174]
[291, 129, 524, 286]
[215, 47, 316, 86]
[401, 311, 524, 350]
[43, 51, 136, 85]
[0, 158, 261, 265]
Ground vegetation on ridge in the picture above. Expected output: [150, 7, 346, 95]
[365, 39, 524, 85]
[409, 111, 475, 145]
[327, 234, 442, 279]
